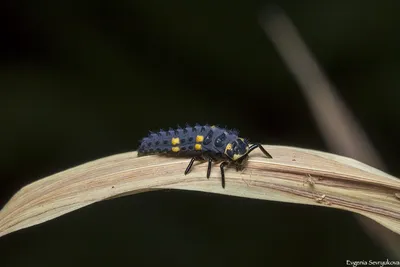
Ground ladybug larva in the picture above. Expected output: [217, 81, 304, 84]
[137, 124, 272, 188]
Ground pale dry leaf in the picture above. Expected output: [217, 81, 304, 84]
[1, 145, 400, 238]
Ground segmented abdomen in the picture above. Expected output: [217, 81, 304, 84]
[137, 124, 238, 156]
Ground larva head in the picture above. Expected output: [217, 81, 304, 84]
[224, 138, 249, 161]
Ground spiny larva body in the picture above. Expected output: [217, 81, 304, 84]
[137, 124, 272, 188]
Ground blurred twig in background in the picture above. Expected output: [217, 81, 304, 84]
[259, 5, 399, 258]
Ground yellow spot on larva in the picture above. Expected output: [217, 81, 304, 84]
[232, 154, 242, 160]
[172, 147, 180, 152]
[225, 143, 232, 150]
[211, 125, 216, 128]
[195, 144, 202, 150]
[196, 135, 204, 143]
[171, 137, 180, 145]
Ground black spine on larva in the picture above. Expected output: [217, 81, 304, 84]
[137, 124, 239, 157]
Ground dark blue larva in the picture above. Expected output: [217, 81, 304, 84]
[137, 124, 273, 188]
[138, 124, 238, 156]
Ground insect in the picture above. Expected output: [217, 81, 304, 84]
[137, 124, 273, 188]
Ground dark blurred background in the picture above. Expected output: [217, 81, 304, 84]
[1, 0, 399, 266]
